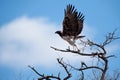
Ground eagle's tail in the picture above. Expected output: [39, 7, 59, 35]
[74, 36, 85, 40]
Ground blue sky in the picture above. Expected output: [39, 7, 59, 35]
[0, 0, 120, 80]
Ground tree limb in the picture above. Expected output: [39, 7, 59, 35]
[57, 58, 72, 80]
[28, 65, 61, 80]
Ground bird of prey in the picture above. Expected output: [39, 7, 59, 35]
[55, 4, 85, 50]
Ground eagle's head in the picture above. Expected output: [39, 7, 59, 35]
[55, 31, 62, 37]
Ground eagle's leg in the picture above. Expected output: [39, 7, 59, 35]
[67, 46, 70, 50]
[73, 44, 80, 51]
[70, 38, 80, 51]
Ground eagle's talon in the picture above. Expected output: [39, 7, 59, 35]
[77, 49, 80, 52]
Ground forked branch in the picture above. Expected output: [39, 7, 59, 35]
[51, 30, 120, 80]
[28, 65, 61, 80]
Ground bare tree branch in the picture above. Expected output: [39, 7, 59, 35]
[106, 55, 116, 58]
[28, 65, 61, 80]
[57, 58, 72, 80]
[51, 30, 120, 80]
[51, 46, 98, 57]
[30, 30, 120, 80]
[102, 29, 120, 47]
[28, 65, 43, 77]
[66, 63, 103, 72]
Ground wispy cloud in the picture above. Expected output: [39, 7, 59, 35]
[0, 16, 100, 69]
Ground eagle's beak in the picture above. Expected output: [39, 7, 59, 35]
[55, 31, 58, 34]
[55, 31, 57, 34]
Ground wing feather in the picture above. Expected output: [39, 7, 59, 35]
[62, 4, 84, 36]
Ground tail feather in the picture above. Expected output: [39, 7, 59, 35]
[74, 36, 85, 40]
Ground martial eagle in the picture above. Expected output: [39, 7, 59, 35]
[55, 4, 85, 50]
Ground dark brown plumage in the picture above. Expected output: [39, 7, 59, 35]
[55, 4, 85, 48]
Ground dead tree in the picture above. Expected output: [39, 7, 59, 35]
[29, 30, 120, 80]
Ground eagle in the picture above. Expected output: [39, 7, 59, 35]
[55, 4, 85, 50]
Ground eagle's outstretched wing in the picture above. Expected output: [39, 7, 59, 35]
[76, 12, 84, 35]
[62, 4, 84, 36]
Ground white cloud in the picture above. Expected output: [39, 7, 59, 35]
[0, 16, 97, 69]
